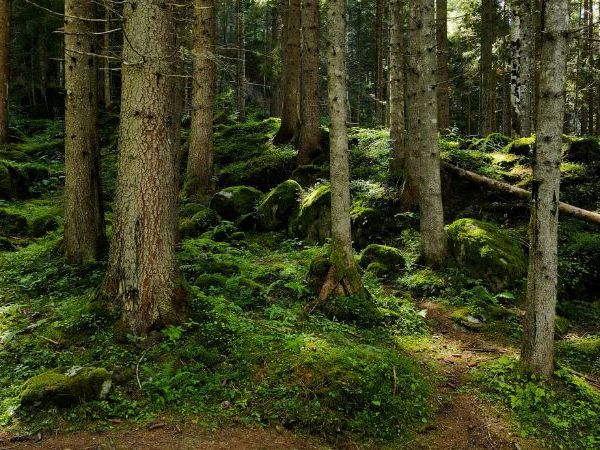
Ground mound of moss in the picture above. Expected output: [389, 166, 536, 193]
[20, 367, 112, 407]
[210, 186, 263, 221]
[503, 135, 535, 156]
[180, 205, 219, 238]
[469, 133, 512, 153]
[359, 244, 406, 276]
[446, 218, 527, 292]
[0, 209, 28, 236]
[351, 206, 390, 249]
[559, 231, 600, 300]
[257, 180, 303, 231]
[563, 137, 600, 165]
[290, 164, 329, 188]
[289, 184, 331, 244]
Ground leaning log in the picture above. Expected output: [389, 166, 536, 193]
[443, 163, 600, 226]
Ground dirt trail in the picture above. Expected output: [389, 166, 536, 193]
[407, 302, 538, 450]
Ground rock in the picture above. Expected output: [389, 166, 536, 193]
[450, 307, 484, 330]
[195, 273, 228, 290]
[0, 161, 29, 199]
[0, 237, 16, 251]
[351, 206, 390, 249]
[290, 165, 329, 188]
[446, 218, 527, 292]
[359, 244, 406, 274]
[469, 133, 512, 152]
[180, 206, 219, 238]
[289, 184, 331, 244]
[563, 137, 600, 165]
[30, 215, 60, 237]
[257, 180, 303, 231]
[503, 135, 535, 156]
[210, 186, 263, 221]
[20, 367, 112, 406]
[0, 210, 28, 236]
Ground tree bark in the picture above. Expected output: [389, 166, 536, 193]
[0, 0, 9, 144]
[480, 0, 497, 135]
[186, 0, 216, 197]
[509, 0, 533, 136]
[298, 0, 321, 165]
[436, 0, 450, 134]
[275, 0, 301, 143]
[63, 0, 105, 263]
[102, 0, 112, 109]
[389, 0, 407, 178]
[236, 0, 246, 122]
[270, 0, 285, 117]
[321, 0, 364, 300]
[521, 0, 569, 378]
[407, 0, 448, 267]
[375, 0, 386, 125]
[101, 0, 185, 336]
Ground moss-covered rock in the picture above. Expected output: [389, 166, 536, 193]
[503, 135, 535, 156]
[30, 215, 60, 237]
[0, 161, 29, 199]
[194, 273, 228, 290]
[289, 184, 331, 244]
[20, 367, 112, 406]
[0, 209, 28, 236]
[257, 180, 303, 231]
[210, 186, 263, 221]
[0, 236, 16, 251]
[446, 218, 527, 292]
[563, 137, 600, 165]
[180, 206, 219, 238]
[358, 244, 406, 274]
[469, 133, 513, 152]
[290, 165, 329, 188]
[350, 206, 389, 249]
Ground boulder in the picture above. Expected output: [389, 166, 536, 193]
[563, 137, 600, 165]
[351, 206, 390, 249]
[180, 206, 219, 238]
[289, 184, 331, 244]
[0, 161, 29, 199]
[257, 180, 303, 230]
[31, 215, 60, 237]
[20, 367, 112, 406]
[290, 165, 329, 188]
[210, 186, 263, 221]
[503, 135, 535, 156]
[446, 218, 527, 292]
[358, 244, 406, 275]
[0, 210, 28, 236]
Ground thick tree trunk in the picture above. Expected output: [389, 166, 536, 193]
[63, 0, 105, 263]
[375, 0, 386, 125]
[407, 0, 448, 267]
[389, 0, 407, 178]
[236, 0, 246, 122]
[275, 0, 301, 143]
[521, 0, 569, 378]
[0, 0, 9, 144]
[480, 0, 497, 135]
[510, 0, 533, 136]
[186, 0, 216, 196]
[298, 0, 321, 165]
[436, 0, 450, 134]
[101, 0, 185, 336]
[102, 0, 112, 109]
[321, 0, 364, 300]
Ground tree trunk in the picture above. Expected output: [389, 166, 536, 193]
[585, 0, 594, 133]
[375, 0, 386, 125]
[186, 0, 216, 197]
[102, 0, 112, 109]
[436, 0, 450, 134]
[407, 0, 448, 267]
[389, 0, 407, 178]
[0, 0, 9, 144]
[521, 0, 569, 378]
[298, 0, 321, 165]
[270, 0, 285, 117]
[480, 0, 497, 135]
[101, 0, 186, 336]
[321, 0, 364, 300]
[63, 0, 105, 263]
[275, 0, 301, 143]
[236, 0, 246, 122]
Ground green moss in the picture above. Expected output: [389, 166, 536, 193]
[257, 179, 303, 231]
[209, 185, 263, 221]
[469, 132, 512, 152]
[559, 231, 600, 299]
[503, 135, 535, 156]
[359, 244, 405, 273]
[399, 268, 447, 298]
[446, 218, 527, 292]
[289, 183, 331, 244]
[557, 335, 600, 376]
[180, 206, 219, 238]
[194, 273, 228, 290]
[290, 164, 329, 188]
[20, 367, 112, 406]
[564, 136, 600, 165]
[0, 209, 28, 236]
[441, 149, 496, 174]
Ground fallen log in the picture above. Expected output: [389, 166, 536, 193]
[443, 163, 600, 226]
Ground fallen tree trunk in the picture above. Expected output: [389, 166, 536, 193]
[443, 163, 600, 226]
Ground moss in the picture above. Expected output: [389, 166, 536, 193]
[20, 367, 112, 406]
[555, 316, 570, 337]
[0, 209, 29, 236]
[0, 161, 29, 199]
[365, 262, 391, 278]
[557, 335, 600, 376]
[359, 244, 406, 273]
[563, 136, 600, 165]
[559, 231, 600, 300]
[446, 219, 527, 292]
[30, 215, 60, 237]
[290, 164, 329, 188]
[350, 205, 390, 249]
[257, 180, 303, 231]
[209, 186, 263, 221]
[0, 237, 16, 252]
[289, 184, 331, 244]
[469, 132, 512, 152]
[450, 306, 484, 330]
[194, 273, 228, 290]
[180, 206, 219, 238]
[441, 149, 495, 173]
[399, 268, 447, 298]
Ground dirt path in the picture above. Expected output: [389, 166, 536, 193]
[406, 302, 538, 450]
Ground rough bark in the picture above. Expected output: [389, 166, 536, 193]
[321, 0, 364, 300]
[407, 0, 448, 267]
[275, 0, 301, 143]
[375, 0, 386, 124]
[186, 0, 216, 196]
[521, 0, 569, 377]
[389, 0, 407, 178]
[63, 0, 105, 263]
[509, 0, 533, 136]
[270, 0, 285, 117]
[101, 0, 185, 336]
[480, 0, 497, 135]
[435, 0, 450, 134]
[236, 0, 246, 122]
[102, 0, 112, 109]
[298, 0, 321, 165]
[0, 0, 9, 144]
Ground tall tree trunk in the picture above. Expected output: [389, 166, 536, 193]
[275, 0, 301, 143]
[298, 0, 321, 165]
[510, 0, 534, 135]
[270, 0, 285, 117]
[236, 0, 246, 122]
[0, 0, 9, 144]
[585, 0, 594, 133]
[63, 0, 105, 263]
[502, 70, 512, 135]
[407, 0, 448, 267]
[101, 0, 185, 336]
[186, 0, 216, 196]
[521, 0, 569, 378]
[389, 0, 407, 178]
[480, 0, 497, 135]
[436, 0, 450, 134]
[320, 0, 365, 300]
[102, 0, 112, 109]
[375, 0, 386, 125]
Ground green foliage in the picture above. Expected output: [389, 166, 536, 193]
[256, 180, 303, 231]
[358, 244, 406, 275]
[289, 183, 331, 244]
[503, 135, 535, 156]
[559, 231, 600, 300]
[557, 335, 600, 376]
[209, 186, 263, 221]
[468, 133, 513, 152]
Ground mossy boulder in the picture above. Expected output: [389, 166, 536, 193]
[351, 206, 390, 249]
[503, 135, 535, 156]
[31, 215, 60, 237]
[195, 273, 228, 290]
[180, 206, 219, 238]
[359, 244, 406, 275]
[209, 186, 263, 221]
[257, 180, 303, 231]
[0, 237, 16, 251]
[0, 161, 29, 199]
[290, 165, 329, 188]
[20, 367, 112, 406]
[289, 184, 331, 244]
[469, 133, 513, 152]
[563, 137, 600, 165]
[0, 209, 28, 236]
[446, 218, 527, 292]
